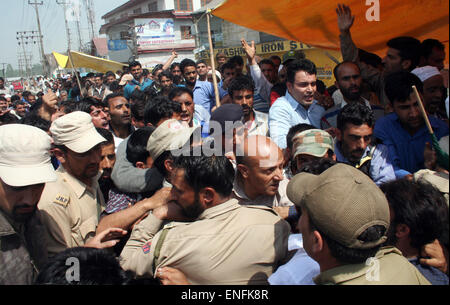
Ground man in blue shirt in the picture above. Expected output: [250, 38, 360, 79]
[269, 59, 325, 149]
[335, 103, 395, 186]
[179, 59, 227, 114]
[374, 71, 449, 177]
[123, 61, 153, 99]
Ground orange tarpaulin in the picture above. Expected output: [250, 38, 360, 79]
[212, 0, 449, 65]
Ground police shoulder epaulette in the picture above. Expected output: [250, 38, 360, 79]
[244, 204, 279, 216]
[162, 221, 189, 229]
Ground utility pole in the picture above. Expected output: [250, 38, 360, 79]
[16, 31, 39, 78]
[0, 63, 8, 78]
[83, 0, 96, 42]
[56, 0, 72, 51]
[76, 19, 83, 51]
[28, 0, 50, 76]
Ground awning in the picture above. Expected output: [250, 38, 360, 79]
[52, 51, 128, 73]
[211, 0, 449, 64]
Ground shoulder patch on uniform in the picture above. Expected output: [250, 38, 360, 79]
[53, 194, 70, 207]
[142, 241, 151, 254]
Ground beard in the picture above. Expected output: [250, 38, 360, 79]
[341, 86, 361, 101]
[12, 205, 37, 223]
[182, 193, 205, 219]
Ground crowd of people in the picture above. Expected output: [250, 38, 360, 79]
[0, 4, 449, 286]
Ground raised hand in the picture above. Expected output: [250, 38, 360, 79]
[336, 4, 355, 33]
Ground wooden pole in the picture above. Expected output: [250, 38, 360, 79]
[67, 50, 83, 97]
[412, 85, 434, 135]
[206, 11, 221, 109]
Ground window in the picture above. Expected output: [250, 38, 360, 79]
[201, 0, 212, 6]
[180, 26, 193, 39]
[133, 8, 142, 14]
[120, 31, 130, 40]
[174, 0, 193, 11]
[148, 2, 157, 12]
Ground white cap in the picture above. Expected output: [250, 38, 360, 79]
[147, 119, 199, 160]
[411, 65, 441, 82]
[50, 111, 106, 153]
[0, 124, 56, 187]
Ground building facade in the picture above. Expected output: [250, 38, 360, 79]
[100, 0, 212, 68]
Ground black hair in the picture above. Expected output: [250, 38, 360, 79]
[380, 178, 447, 250]
[105, 71, 116, 78]
[259, 59, 275, 68]
[316, 79, 326, 95]
[86, 72, 95, 78]
[220, 62, 235, 75]
[333, 61, 360, 81]
[286, 123, 315, 151]
[22, 91, 33, 99]
[337, 103, 375, 131]
[318, 224, 385, 264]
[228, 55, 244, 66]
[58, 99, 78, 114]
[196, 59, 207, 66]
[153, 150, 173, 178]
[109, 81, 122, 92]
[94, 73, 103, 78]
[129, 88, 148, 103]
[286, 59, 317, 83]
[11, 95, 21, 103]
[168, 86, 193, 101]
[130, 98, 148, 122]
[228, 76, 255, 97]
[297, 158, 337, 175]
[180, 58, 196, 74]
[19, 115, 51, 132]
[358, 49, 382, 70]
[0, 113, 19, 125]
[128, 61, 142, 69]
[158, 70, 173, 82]
[95, 127, 114, 146]
[170, 62, 180, 71]
[152, 64, 164, 76]
[104, 93, 126, 107]
[420, 39, 445, 60]
[75, 97, 106, 114]
[144, 96, 181, 126]
[386, 36, 421, 71]
[35, 247, 130, 285]
[384, 71, 423, 105]
[172, 154, 235, 198]
[269, 55, 282, 62]
[126, 127, 156, 166]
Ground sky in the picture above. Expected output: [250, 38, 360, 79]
[0, 0, 129, 69]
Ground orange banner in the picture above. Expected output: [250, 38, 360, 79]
[212, 0, 449, 65]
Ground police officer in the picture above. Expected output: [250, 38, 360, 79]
[0, 124, 56, 284]
[120, 153, 291, 284]
[38, 111, 108, 256]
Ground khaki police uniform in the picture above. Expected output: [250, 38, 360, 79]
[120, 198, 291, 284]
[38, 166, 105, 256]
[0, 209, 48, 284]
[313, 246, 431, 285]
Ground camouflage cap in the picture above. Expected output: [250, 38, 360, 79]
[282, 50, 305, 64]
[292, 129, 334, 158]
